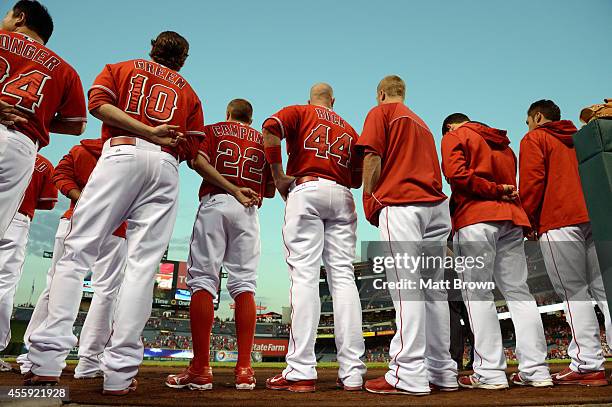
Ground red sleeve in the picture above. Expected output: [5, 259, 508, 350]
[56, 71, 87, 123]
[356, 107, 386, 156]
[441, 133, 504, 199]
[88, 64, 118, 111]
[519, 133, 546, 229]
[263, 163, 275, 198]
[185, 96, 205, 138]
[350, 133, 364, 189]
[36, 163, 58, 210]
[53, 149, 80, 197]
[177, 95, 205, 162]
[262, 105, 301, 139]
[198, 127, 214, 162]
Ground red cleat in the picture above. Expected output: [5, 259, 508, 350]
[552, 368, 608, 387]
[165, 366, 213, 390]
[364, 376, 429, 395]
[235, 367, 256, 390]
[266, 373, 316, 392]
[23, 371, 59, 386]
[102, 378, 138, 396]
[336, 377, 362, 391]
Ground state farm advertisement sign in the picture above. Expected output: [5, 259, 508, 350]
[253, 338, 289, 356]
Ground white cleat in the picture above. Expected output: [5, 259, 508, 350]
[510, 372, 553, 387]
[458, 374, 509, 390]
[0, 359, 13, 372]
[74, 370, 104, 379]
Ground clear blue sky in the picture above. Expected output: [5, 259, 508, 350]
[10, 0, 612, 318]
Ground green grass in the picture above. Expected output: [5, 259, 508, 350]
[121, 359, 603, 369]
[3, 358, 608, 369]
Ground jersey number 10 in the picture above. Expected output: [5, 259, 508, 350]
[125, 74, 178, 123]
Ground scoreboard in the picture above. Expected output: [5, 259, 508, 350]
[82, 259, 222, 310]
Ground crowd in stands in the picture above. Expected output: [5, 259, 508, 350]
[141, 333, 239, 351]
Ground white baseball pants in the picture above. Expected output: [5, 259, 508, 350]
[0, 213, 30, 351]
[379, 201, 457, 393]
[187, 193, 260, 299]
[540, 222, 611, 372]
[19, 218, 127, 376]
[75, 232, 127, 377]
[27, 138, 179, 391]
[19, 218, 71, 374]
[281, 179, 366, 387]
[0, 125, 36, 239]
[454, 221, 550, 385]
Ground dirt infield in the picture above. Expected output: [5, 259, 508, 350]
[1, 364, 611, 406]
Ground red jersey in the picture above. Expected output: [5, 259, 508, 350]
[262, 104, 362, 187]
[88, 59, 204, 161]
[519, 120, 589, 235]
[53, 139, 127, 238]
[18, 154, 57, 219]
[198, 121, 273, 200]
[0, 30, 87, 148]
[441, 122, 529, 231]
[356, 103, 446, 226]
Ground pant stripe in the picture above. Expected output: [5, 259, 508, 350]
[544, 233, 585, 371]
[384, 208, 404, 388]
[281, 201, 296, 379]
[455, 229, 485, 368]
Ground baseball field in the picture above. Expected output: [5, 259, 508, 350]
[1, 361, 611, 406]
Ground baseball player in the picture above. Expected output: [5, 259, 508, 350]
[357, 75, 457, 395]
[166, 99, 273, 391]
[441, 113, 552, 389]
[25, 32, 204, 394]
[520, 100, 611, 386]
[262, 83, 366, 392]
[0, 1, 86, 239]
[17, 139, 128, 379]
[0, 154, 56, 371]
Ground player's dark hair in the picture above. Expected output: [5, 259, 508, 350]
[227, 99, 253, 124]
[442, 113, 470, 135]
[528, 100, 561, 121]
[150, 31, 189, 72]
[12, 0, 53, 44]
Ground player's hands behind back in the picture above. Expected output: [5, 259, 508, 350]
[233, 187, 260, 207]
[500, 184, 519, 201]
[0, 100, 29, 126]
[275, 174, 296, 200]
[148, 124, 185, 147]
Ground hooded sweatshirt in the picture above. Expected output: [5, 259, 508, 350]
[441, 122, 529, 231]
[53, 139, 127, 238]
[519, 120, 589, 235]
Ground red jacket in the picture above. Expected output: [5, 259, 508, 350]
[519, 120, 589, 234]
[53, 139, 127, 238]
[441, 122, 529, 231]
